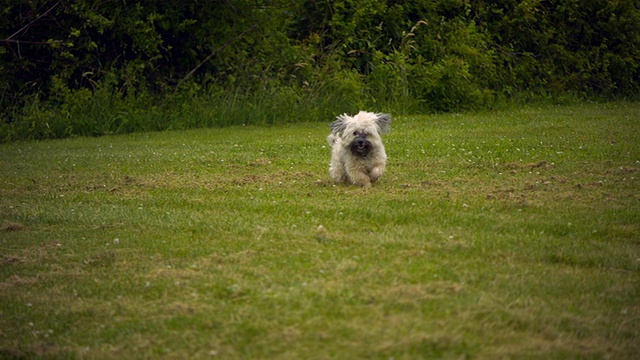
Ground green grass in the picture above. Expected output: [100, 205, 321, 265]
[1, 102, 639, 359]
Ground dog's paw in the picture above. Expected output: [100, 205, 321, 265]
[349, 173, 372, 187]
[369, 166, 385, 183]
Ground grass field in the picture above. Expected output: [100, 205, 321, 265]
[1, 102, 639, 359]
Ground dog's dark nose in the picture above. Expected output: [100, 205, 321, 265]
[357, 138, 365, 146]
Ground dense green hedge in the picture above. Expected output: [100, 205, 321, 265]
[1, 0, 639, 141]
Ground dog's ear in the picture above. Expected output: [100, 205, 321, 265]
[375, 113, 392, 133]
[330, 115, 349, 135]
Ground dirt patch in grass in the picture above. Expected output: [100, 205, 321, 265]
[0, 274, 38, 291]
[0, 256, 22, 266]
[381, 281, 464, 303]
[1, 221, 25, 232]
[503, 160, 551, 174]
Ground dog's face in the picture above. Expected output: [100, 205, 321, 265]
[349, 129, 373, 157]
[330, 111, 391, 158]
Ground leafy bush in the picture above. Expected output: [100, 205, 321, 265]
[1, 0, 638, 141]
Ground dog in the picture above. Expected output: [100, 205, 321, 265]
[327, 111, 392, 187]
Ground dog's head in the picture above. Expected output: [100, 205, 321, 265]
[330, 111, 391, 157]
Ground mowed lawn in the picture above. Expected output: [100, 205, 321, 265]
[1, 102, 639, 359]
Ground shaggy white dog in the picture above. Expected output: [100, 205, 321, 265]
[327, 111, 392, 187]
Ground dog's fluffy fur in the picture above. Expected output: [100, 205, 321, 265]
[327, 111, 391, 187]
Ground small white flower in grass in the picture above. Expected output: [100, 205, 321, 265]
[113, 238, 119, 245]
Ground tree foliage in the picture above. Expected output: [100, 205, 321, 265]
[1, 0, 639, 140]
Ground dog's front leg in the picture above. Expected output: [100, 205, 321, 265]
[369, 165, 385, 183]
[351, 175, 372, 187]
[348, 169, 372, 187]
[330, 163, 349, 183]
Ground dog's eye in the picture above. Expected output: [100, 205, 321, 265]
[353, 131, 358, 136]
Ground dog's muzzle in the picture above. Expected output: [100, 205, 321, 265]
[350, 134, 371, 158]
